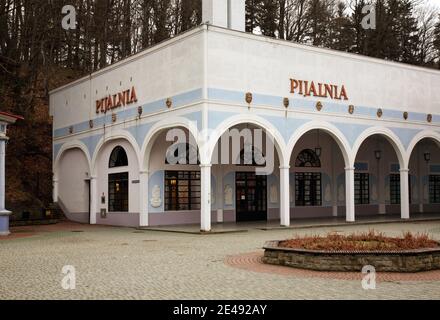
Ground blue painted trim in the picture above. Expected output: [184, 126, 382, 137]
[207, 88, 437, 124]
[54, 88, 203, 139]
[53, 87, 438, 156]
[53, 143, 63, 160]
[80, 134, 103, 160]
[331, 122, 371, 147]
[124, 122, 154, 150]
[184, 111, 203, 132]
[389, 127, 423, 149]
[355, 162, 369, 171]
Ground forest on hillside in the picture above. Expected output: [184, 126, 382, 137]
[1, 0, 440, 217]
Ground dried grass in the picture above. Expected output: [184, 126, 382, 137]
[279, 230, 439, 252]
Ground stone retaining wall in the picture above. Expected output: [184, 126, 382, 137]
[263, 241, 440, 273]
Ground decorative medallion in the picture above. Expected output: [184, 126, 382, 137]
[69, 126, 74, 134]
[166, 98, 172, 109]
[89, 120, 94, 129]
[316, 101, 323, 111]
[112, 113, 117, 123]
[427, 114, 433, 123]
[245, 92, 253, 104]
[377, 108, 383, 118]
[150, 185, 162, 208]
[348, 105, 355, 114]
[403, 112, 408, 120]
[224, 185, 233, 206]
[283, 97, 290, 108]
[138, 106, 143, 117]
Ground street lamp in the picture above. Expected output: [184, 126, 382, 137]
[374, 150, 382, 161]
[424, 152, 431, 163]
[315, 130, 322, 158]
[315, 147, 322, 158]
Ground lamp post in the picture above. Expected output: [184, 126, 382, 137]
[0, 112, 23, 236]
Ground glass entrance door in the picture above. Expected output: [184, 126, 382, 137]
[235, 172, 267, 222]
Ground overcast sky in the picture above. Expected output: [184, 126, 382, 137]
[426, 0, 440, 8]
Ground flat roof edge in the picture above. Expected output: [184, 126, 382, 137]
[0, 111, 24, 122]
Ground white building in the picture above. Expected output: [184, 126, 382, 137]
[50, 0, 440, 232]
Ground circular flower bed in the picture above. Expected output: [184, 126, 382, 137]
[279, 231, 439, 252]
[263, 231, 440, 273]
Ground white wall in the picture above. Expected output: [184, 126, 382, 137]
[50, 28, 205, 130]
[207, 27, 440, 114]
[58, 148, 90, 223]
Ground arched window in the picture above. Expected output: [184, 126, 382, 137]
[109, 146, 128, 168]
[295, 149, 321, 168]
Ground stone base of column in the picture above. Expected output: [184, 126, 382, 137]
[379, 204, 386, 214]
[419, 203, 424, 213]
[0, 210, 12, 236]
[332, 205, 338, 217]
[217, 209, 223, 223]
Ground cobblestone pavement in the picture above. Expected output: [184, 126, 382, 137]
[1, 221, 440, 300]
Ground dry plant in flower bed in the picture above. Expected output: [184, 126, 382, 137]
[279, 230, 440, 252]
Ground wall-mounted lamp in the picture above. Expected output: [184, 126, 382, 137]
[374, 150, 382, 161]
[315, 130, 322, 158]
[315, 147, 322, 158]
[424, 152, 431, 163]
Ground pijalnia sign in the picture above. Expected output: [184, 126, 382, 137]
[96, 86, 138, 114]
[290, 78, 348, 101]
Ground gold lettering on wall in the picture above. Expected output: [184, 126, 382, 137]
[290, 78, 349, 101]
[96, 86, 138, 114]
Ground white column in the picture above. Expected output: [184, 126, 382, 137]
[139, 171, 149, 227]
[378, 158, 386, 214]
[279, 166, 290, 227]
[53, 178, 59, 203]
[200, 164, 212, 232]
[0, 139, 7, 212]
[202, 0, 228, 27]
[418, 148, 424, 213]
[345, 167, 355, 222]
[89, 176, 97, 225]
[331, 141, 338, 217]
[400, 168, 410, 220]
[0, 138, 11, 236]
[216, 166, 224, 223]
[229, 0, 246, 31]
